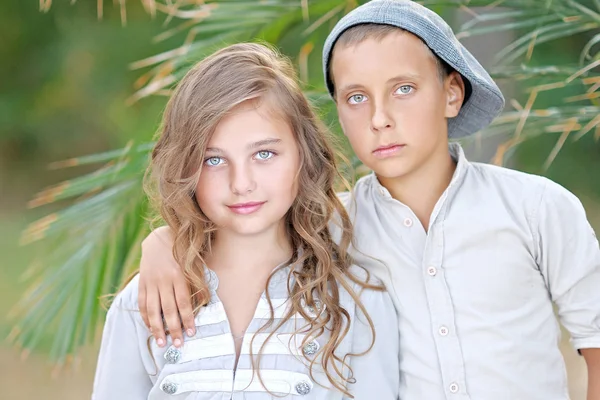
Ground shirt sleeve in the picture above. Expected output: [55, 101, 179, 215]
[345, 287, 400, 399]
[92, 276, 153, 399]
[535, 179, 600, 351]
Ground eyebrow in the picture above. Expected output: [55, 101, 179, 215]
[386, 73, 421, 83]
[205, 138, 282, 154]
[338, 74, 422, 94]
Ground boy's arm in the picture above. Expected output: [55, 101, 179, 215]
[581, 348, 600, 400]
[138, 226, 194, 348]
[534, 180, 600, 398]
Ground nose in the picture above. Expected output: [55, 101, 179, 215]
[229, 163, 256, 195]
[371, 98, 395, 133]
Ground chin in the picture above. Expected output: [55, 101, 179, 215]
[365, 159, 414, 180]
[224, 218, 282, 237]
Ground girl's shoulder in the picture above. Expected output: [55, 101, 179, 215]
[108, 273, 142, 313]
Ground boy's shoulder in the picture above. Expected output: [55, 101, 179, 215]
[470, 161, 547, 185]
[469, 162, 584, 214]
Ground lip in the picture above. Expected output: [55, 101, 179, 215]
[372, 143, 405, 158]
[227, 201, 266, 215]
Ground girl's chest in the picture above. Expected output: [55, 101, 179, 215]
[145, 310, 344, 399]
[143, 281, 353, 399]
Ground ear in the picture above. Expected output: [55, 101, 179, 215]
[445, 71, 466, 118]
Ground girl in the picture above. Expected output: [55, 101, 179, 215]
[92, 42, 399, 399]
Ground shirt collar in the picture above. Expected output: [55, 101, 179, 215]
[447, 141, 469, 189]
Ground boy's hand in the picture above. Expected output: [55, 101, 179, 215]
[138, 226, 195, 348]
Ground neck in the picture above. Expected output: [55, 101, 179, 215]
[207, 221, 293, 273]
[378, 144, 457, 230]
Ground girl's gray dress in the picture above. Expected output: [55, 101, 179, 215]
[92, 265, 400, 399]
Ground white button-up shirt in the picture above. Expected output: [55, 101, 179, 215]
[335, 143, 600, 400]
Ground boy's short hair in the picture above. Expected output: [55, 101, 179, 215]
[332, 23, 455, 85]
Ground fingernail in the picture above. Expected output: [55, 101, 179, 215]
[174, 338, 182, 347]
[157, 338, 165, 347]
[186, 329, 194, 337]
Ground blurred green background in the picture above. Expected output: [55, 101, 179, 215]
[1, 1, 598, 399]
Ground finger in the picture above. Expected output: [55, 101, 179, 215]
[173, 277, 195, 337]
[147, 286, 166, 348]
[160, 284, 184, 348]
[138, 277, 150, 329]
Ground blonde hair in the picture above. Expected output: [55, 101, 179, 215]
[145, 42, 381, 396]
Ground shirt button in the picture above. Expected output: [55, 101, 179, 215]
[439, 326, 449, 336]
[449, 382, 459, 393]
[164, 347, 182, 364]
[295, 381, 312, 395]
[403, 218, 413, 227]
[379, 187, 386, 196]
[161, 381, 178, 395]
[427, 266, 437, 276]
[302, 340, 320, 356]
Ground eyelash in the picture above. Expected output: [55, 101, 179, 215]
[203, 149, 278, 167]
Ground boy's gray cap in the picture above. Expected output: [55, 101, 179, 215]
[322, 0, 505, 138]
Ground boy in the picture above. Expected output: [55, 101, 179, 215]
[135, 1, 600, 399]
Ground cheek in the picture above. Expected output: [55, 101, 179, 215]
[338, 106, 367, 132]
[261, 159, 299, 198]
[338, 108, 371, 147]
[194, 172, 224, 212]
[402, 111, 446, 151]
[394, 96, 444, 129]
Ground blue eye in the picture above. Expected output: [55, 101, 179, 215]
[348, 94, 367, 105]
[205, 157, 223, 166]
[256, 150, 274, 160]
[395, 85, 413, 95]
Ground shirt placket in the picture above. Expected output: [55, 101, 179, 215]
[422, 194, 470, 399]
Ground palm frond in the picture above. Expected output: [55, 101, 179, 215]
[129, 0, 349, 101]
[41, 0, 158, 24]
[10, 143, 153, 366]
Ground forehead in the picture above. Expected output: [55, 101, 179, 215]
[209, 99, 293, 145]
[330, 30, 439, 88]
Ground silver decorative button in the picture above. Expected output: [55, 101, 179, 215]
[295, 380, 311, 395]
[161, 381, 178, 395]
[164, 347, 181, 364]
[303, 340, 319, 356]
[307, 299, 322, 315]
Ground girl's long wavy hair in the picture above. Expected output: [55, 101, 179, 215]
[145, 42, 382, 396]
